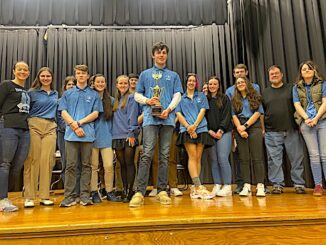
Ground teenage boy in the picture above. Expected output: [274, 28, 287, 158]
[130, 41, 183, 207]
[59, 64, 103, 207]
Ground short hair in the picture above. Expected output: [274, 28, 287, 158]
[268, 65, 282, 73]
[13, 61, 29, 71]
[152, 42, 169, 56]
[128, 73, 139, 79]
[74, 64, 89, 74]
[233, 64, 248, 72]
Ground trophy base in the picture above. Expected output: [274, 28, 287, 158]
[151, 105, 163, 117]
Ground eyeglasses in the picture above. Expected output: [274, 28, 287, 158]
[236, 80, 246, 85]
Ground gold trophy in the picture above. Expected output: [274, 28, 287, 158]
[151, 71, 163, 116]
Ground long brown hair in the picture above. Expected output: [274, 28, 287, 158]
[93, 74, 113, 120]
[207, 76, 224, 109]
[296, 60, 325, 84]
[232, 77, 261, 114]
[30, 67, 54, 90]
[113, 75, 130, 112]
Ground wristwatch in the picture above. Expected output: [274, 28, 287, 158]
[244, 123, 249, 129]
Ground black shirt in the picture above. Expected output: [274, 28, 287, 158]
[262, 82, 297, 132]
[206, 95, 233, 133]
[0, 80, 30, 129]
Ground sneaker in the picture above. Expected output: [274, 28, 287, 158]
[80, 197, 93, 206]
[256, 183, 265, 197]
[217, 185, 232, 197]
[0, 198, 18, 212]
[156, 191, 172, 205]
[60, 198, 77, 207]
[210, 184, 222, 197]
[107, 191, 122, 202]
[40, 199, 54, 206]
[91, 191, 102, 203]
[148, 188, 157, 197]
[313, 184, 323, 196]
[294, 186, 306, 194]
[190, 187, 201, 199]
[170, 188, 183, 197]
[233, 184, 243, 195]
[24, 199, 35, 208]
[272, 186, 283, 194]
[197, 185, 214, 200]
[239, 183, 251, 196]
[129, 192, 144, 207]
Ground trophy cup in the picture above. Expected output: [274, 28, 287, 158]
[151, 71, 163, 117]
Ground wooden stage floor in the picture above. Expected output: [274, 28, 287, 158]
[1, 187, 326, 244]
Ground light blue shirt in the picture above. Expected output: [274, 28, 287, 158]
[136, 66, 183, 127]
[176, 91, 209, 134]
[58, 86, 103, 142]
[28, 89, 58, 119]
[226, 83, 261, 99]
[292, 81, 326, 119]
[232, 96, 264, 118]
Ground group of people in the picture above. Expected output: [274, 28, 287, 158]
[0, 41, 325, 212]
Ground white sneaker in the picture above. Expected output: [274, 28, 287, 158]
[170, 188, 183, 197]
[24, 199, 35, 208]
[40, 199, 54, 206]
[190, 187, 200, 199]
[256, 183, 266, 197]
[239, 183, 251, 196]
[210, 184, 222, 197]
[217, 185, 232, 197]
[148, 188, 157, 197]
[0, 198, 18, 212]
[197, 185, 214, 200]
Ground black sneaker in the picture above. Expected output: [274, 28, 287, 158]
[295, 186, 306, 194]
[271, 186, 283, 194]
[99, 188, 107, 199]
[91, 191, 102, 203]
[233, 185, 243, 195]
[107, 191, 122, 202]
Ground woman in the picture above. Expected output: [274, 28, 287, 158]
[57, 76, 76, 183]
[176, 73, 214, 199]
[202, 83, 208, 96]
[24, 67, 58, 208]
[293, 61, 326, 196]
[91, 74, 121, 203]
[231, 77, 265, 197]
[112, 75, 139, 202]
[0, 61, 30, 212]
[206, 76, 233, 197]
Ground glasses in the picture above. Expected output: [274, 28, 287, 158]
[236, 80, 246, 85]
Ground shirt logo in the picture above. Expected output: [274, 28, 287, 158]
[17, 91, 30, 113]
[166, 75, 171, 81]
[86, 96, 92, 103]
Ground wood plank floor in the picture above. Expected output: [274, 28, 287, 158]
[1, 186, 326, 244]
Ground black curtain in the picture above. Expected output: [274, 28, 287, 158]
[0, 0, 227, 26]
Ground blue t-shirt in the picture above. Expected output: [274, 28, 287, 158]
[58, 86, 103, 142]
[176, 91, 209, 134]
[136, 66, 183, 127]
[292, 81, 326, 119]
[29, 89, 58, 119]
[94, 97, 114, 148]
[226, 83, 261, 99]
[232, 97, 264, 118]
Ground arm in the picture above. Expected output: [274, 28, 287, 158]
[294, 102, 311, 126]
[187, 108, 206, 134]
[134, 92, 159, 106]
[311, 97, 326, 126]
[232, 115, 248, 138]
[159, 92, 181, 120]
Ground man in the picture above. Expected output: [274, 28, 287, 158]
[59, 64, 103, 207]
[130, 41, 183, 207]
[225, 64, 262, 194]
[262, 65, 305, 194]
[129, 73, 139, 94]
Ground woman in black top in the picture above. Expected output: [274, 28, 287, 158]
[0, 61, 31, 212]
[206, 76, 233, 197]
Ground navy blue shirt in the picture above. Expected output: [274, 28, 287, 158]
[176, 91, 209, 134]
[28, 89, 58, 119]
[136, 66, 183, 127]
[58, 86, 103, 142]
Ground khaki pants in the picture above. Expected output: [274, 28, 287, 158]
[91, 147, 114, 192]
[24, 117, 57, 199]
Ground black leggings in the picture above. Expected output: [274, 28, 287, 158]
[115, 145, 136, 188]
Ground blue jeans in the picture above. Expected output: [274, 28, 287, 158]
[210, 131, 232, 185]
[300, 119, 326, 185]
[265, 130, 305, 187]
[136, 125, 174, 195]
[0, 127, 30, 198]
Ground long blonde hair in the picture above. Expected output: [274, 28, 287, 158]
[113, 75, 130, 112]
